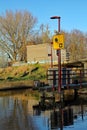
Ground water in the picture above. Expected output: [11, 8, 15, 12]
[0, 89, 87, 130]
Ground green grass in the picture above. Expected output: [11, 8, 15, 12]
[0, 63, 48, 82]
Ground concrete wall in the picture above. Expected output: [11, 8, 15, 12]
[26, 44, 67, 64]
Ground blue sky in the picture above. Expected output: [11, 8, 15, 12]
[0, 0, 87, 33]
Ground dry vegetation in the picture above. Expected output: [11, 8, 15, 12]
[0, 63, 49, 89]
[0, 64, 49, 82]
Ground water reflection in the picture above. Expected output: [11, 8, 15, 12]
[0, 90, 38, 130]
[0, 90, 87, 130]
[33, 97, 87, 130]
[49, 106, 73, 130]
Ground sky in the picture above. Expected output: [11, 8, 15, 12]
[0, 0, 87, 33]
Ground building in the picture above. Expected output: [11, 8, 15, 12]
[26, 44, 67, 64]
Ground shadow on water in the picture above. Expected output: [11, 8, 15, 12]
[0, 89, 87, 130]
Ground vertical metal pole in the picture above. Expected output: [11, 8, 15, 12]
[80, 70, 82, 88]
[51, 42, 53, 68]
[50, 42, 54, 91]
[58, 49, 61, 92]
[57, 17, 61, 93]
[58, 17, 60, 32]
[50, 16, 62, 93]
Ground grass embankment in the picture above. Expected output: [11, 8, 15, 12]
[0, 63, 49, 88]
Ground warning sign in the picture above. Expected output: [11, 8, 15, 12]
[52, 34, 64, 50]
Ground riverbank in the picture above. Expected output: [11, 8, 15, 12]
[0, 64, 48, 90]
[0, 80, 34, 90]
[0, 64, 48, 81]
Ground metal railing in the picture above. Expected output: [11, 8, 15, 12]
[47, 68, 87, 88]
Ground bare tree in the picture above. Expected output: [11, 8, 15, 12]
[32, 24, 51, 44]
[40, 24, 51, 43]
[0, 10, 37, 62]
[65, 29, 86, 61]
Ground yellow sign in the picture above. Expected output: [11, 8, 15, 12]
[53, 34, 64, 50]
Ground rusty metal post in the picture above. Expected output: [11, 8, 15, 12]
[50, 16, 61, 93]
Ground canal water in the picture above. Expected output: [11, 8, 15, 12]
[0, 89, 87, 130]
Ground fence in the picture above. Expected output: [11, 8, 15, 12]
[47, 68, 87, 88]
